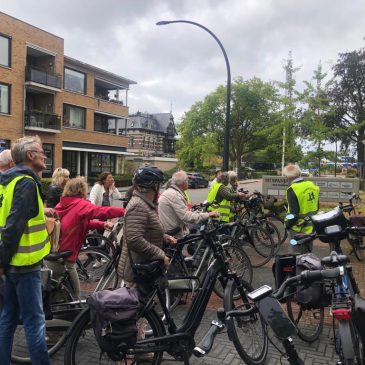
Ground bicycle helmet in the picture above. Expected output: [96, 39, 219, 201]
[133, 166, 165, 188]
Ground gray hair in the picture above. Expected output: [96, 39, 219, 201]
[283, 164, 301, 179]
[11, 135, 42, 165]
[171, 171, 188, 187]
[217, 171, 229, 185]
[0, 149, 13, 168]
[227, 170, 237, 181]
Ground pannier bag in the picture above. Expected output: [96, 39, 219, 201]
[272, 254, 296, 303]
[88, 287, 140, 360]
[296, 253, 331, 309]
[348, 214, 365, 228]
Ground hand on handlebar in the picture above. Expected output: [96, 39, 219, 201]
[208, 211, 220, 218]
[163, 255, 171, 268]
[103, 221, 114, 231]
[164, 235, 178, 245]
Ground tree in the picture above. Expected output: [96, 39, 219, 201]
[327, 47, 365, 175]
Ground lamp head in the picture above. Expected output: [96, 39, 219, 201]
[156, 21, 171, 26]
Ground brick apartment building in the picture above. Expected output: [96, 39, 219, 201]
[0, 11, 136, 179]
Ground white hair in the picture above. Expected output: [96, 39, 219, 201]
[171, 171, 188, 187]
[283, 164, 301, 179]
[227, 170, 237, 180]
[0, 149, 13, 168]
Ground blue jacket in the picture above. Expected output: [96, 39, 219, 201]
[0, 164, 45, 270]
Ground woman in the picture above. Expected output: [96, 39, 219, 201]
[89, 171, 121, 206]
[46, 167, 70, 207]
[48, 177, 125, 298]
[119, 166, 176, 288]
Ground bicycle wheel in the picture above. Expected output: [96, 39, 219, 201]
[11, 280, 76, 363]
[224, 279, 268, 365]
[265, 213, 288, 245]
[77, 248, 112, 294]
[348, 234, 364, 262]
[286, 297, 324, 343]
[212, 244, 253, 299]
[84, 233, 115, 256]
[64, 307, 165, 365]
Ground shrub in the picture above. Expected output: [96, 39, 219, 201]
[41, 178, 52, 199]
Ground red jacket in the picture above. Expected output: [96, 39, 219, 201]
[55, 196, 125, 261]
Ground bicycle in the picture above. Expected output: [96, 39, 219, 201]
[64, 219, 268, 365]
[10, 251, 86, 364]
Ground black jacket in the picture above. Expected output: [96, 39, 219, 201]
[0, 164, 45, 270]
[47, 184, 63, 208]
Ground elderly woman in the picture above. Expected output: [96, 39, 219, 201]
[119, 166, 176, 289]
[47, 177, 125, 298]
[227, 170, 238, 192]
[89, 171, 121, 206]
[46, 167, 70, 207]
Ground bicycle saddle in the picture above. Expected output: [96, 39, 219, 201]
[44, 250, 72, 261]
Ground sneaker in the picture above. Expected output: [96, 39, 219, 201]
[92, 258, 107, 268]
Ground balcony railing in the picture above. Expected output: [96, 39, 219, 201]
[25, 65, 62, 89]
[24, 110, 61, 131]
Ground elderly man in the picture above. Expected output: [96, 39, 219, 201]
[283, 164, 320, 235]
[158, 171, 219, 238]
[0, 149, 14, 172]
[0, 136, 55, 365]
[207, 171, 249, 222]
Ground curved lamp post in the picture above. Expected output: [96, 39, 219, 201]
[156, 20, 231, 171]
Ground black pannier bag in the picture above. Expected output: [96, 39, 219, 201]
[272, 254, 296, 303]
[311, 208, 348, 243]
[87, 287, 140, 360]
[295, 253, 331, 309]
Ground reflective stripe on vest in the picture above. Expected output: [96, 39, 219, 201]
[0, 175, 50, 266]
[207, 182, 231, 222]
[286, 180, 320, 233]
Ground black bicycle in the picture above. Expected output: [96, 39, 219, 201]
[64, 219, 268, 365]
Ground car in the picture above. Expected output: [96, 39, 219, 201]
[301, 169, 310, 177]
[187, 173, 209, 189]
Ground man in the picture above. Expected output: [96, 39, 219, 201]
[283, 164, 320, 241]
[0, 149, 14, 172]
[207, 171, 249, 222]
[158, 171, 219, 238]
[210, 167, 222, 188]
[0, 136, 55, 365]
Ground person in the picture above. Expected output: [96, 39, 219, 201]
[46, 167, 70, 208]
[206, 171, 249, 222]
[89, 171, 122, 206]
[158, 171, 219, 238]
[119, 166, 176, 288]
[283, 164, 320, 250]
[47, 177, 125, 298]
[210, 167, 222, 187]
[0, 149, 14, 172]
[0, 135, 56, 365]
[228, 170, 239, 192]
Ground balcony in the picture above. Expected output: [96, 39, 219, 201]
[25, 65, 62, 90]
[24, 110, 61, 132]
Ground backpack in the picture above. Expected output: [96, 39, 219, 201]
[46, 217, 61, 252]
[87, 287, 140, 360]
[295, 253, 331, 309]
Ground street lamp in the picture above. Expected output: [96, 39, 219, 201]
[156, 20, 231, 171]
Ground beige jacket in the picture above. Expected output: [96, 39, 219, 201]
[158, 185, 210, 238]
[118, 190, 165, 283]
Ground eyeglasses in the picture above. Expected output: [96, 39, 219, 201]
[29, 150, 46, 156]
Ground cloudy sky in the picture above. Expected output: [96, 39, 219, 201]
[2, 0, 365, 123]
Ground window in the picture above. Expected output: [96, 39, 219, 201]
[0, 34, 10, 67]
[0, 83, 10, 114]
[0, 139, 10, 151]
[63, 104, 86, 129]
[89, 153, 115, 176]
[94, 113, 126, 135]
[42, 144, 54, 177]
[129, 136, 134, 147]
[64, 68, 86, 94]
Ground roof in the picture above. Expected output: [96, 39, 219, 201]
[127, 112, 177, 135]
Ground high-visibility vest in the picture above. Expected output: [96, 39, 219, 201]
[0, 175, 50, 266]
[183, 191, 192, 209]
[286, 180, 320, 233]
[207, 182, 231, 222]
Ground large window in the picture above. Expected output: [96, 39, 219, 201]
[63, 104, 86, 129]
[42, 144, 54, 177]
[64, 67, 86, 94]
[94, 113, 126, 135]
[0, 34, 10, 67]
[0, 83, 10, 114]
[89, 153, 115, 176]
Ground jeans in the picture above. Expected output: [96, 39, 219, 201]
[0, 270, 50, 365]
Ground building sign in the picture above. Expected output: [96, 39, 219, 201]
[262, 176, 360, 202]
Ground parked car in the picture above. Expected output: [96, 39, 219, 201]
[187, 173, 209, 188]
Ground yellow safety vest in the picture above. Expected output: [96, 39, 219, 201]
[207, 182, 231, 222]
[0, 175, 50, 266]
[286, 180, 320, 233]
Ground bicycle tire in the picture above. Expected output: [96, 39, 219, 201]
[286, 297, 324, 343]
[349, 235, 364, 262]
[84, 233, 115, 256]
[77, 248, 112, 295]
[211, 244, 253, 299]
[64, 307, 165, 365]
[265, 213, 288, 245]
[224, 279, 268, 365]
[11, 280, 76, 363]
[338, 319, 363, 365]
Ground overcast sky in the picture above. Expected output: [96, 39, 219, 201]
[2, 0, 365, 124]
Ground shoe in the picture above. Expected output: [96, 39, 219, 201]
[92, 258, 107, 268]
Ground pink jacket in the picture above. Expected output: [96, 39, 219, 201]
[55, 195, 125, 261]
